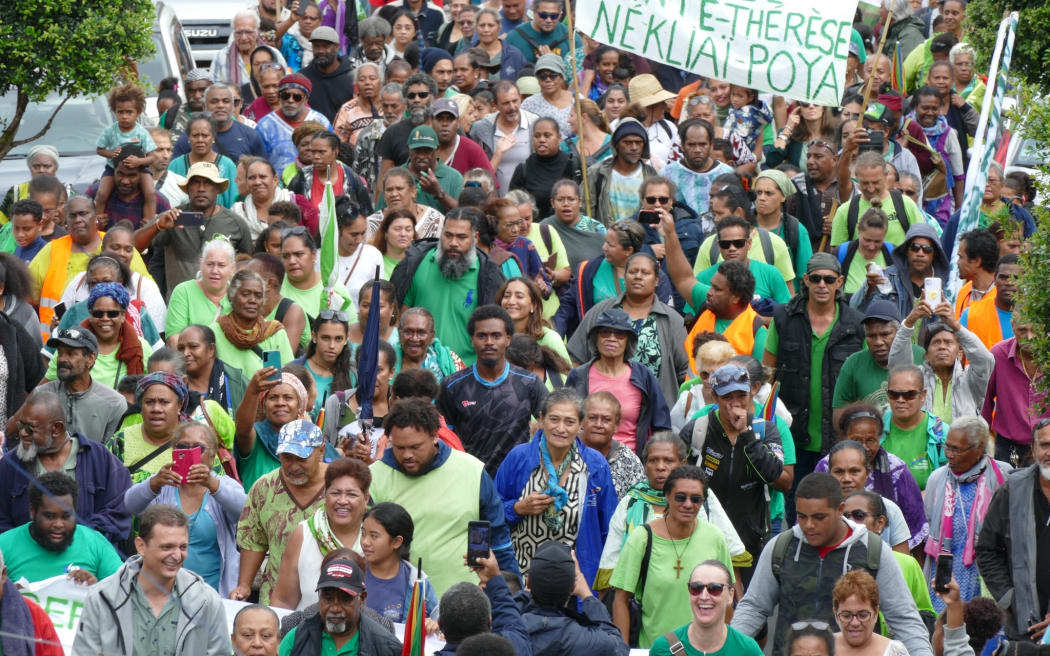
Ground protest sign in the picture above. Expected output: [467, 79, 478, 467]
[575, 0, 860, 105]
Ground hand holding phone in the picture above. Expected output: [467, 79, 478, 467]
[466, 520, 491, 568]
[176, 211, 205, 228]
[262, 350, 282, 381]
[934, 552, 953, 594]
[172, 447, 203, 485]
[637, 210, 661, 225]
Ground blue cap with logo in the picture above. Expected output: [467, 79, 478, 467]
[711, 364, 750, 397]
[276, 419, 324, 458]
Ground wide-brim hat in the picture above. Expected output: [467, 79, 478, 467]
[628, 74, 675, 108]
[178, 161, 229, 193]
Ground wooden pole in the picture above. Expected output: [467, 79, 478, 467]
[564, 0, 593, 217]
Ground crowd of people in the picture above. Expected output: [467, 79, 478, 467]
[0, 0, 1049, 654]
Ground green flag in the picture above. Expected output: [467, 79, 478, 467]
[318, 178, 339, 288]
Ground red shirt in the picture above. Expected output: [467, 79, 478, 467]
[445, 135, 494, 177]
[24, 597, 63, 656]
[816, 526, 854, 559]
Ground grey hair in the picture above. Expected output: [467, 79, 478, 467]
[950, 416, 990, 448]
[882, 0, 913, 20]
[856, 151, 888, 172]
[464, 168, 496, 194]
[477, 7, 501, 24]
[540, 388, 584, 420]
[171, 421, 219, 456]
[949, 42, 977, 66]
[359, 15, 392, 39]
[380, 82, 404, 99]
[988, 161, 1004, 178]
[399, 306, 435, 331]
[148, 347, 187, 377]
[352, 62, 382, 86]
[231, 9, 260, 30]
[888, 364, 924, 388]
[641, 431, 688, 463]
[227, 269, 267, 303]
[205, 82, 235, 102]
[504, 189, 537, 218]
[200, 237, 236, 266]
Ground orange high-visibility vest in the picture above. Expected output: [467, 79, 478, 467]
[685, 304, 760, 374]
[966, 287, 1005, 350]
[37, 235, 78, 342]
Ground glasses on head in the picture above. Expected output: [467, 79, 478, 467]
[687, 581, 726, 597]
[944, 442, 977, 456]
[536, 10, 560, 19]
[807, 138, 834, 151]
[90, 309, 122, 319]
[686, 94, 713, 107]
[843, 509, 871, 522]
[718, 238, 747, 250]
[318, 309, 350, 323]
[279, 91, 305, 102]
[281, 225, 310, 239]
[406, 91, 431, 100]
[887, 388, 921, 401]
[259, 62, 284, 71]
[909, 242, 935, 254]
[537, 71, 561, 81]
[645, 195, 671, 205]
[673, 493, 704, 505]
[791, 621, 831, 632]
[836, 610, 874, 624]
[808, 273, 839, 286]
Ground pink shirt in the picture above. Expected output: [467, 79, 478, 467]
[588, 365, 642, 451]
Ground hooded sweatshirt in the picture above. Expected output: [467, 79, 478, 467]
[301, 57, 355, 123]
[850, 222, 949, 320]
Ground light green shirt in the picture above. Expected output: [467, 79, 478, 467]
[932, 378, 953, 425]
[527, 222, 569, 319]
[693, 230, 795, 285]
[165, 279, 230, 337]
[830, 194, 923, 247]
[279, 626, 359, 656]
[0, 523, 122, 583]
[208, 322, 294, 380]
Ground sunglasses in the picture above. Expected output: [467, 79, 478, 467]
[687, 581, 727, 596]
[279, 91, 305, 102]
[718, 238, 747, 250]
[596, 328, 628, 339]
[887, 388, 921, 400]
[91, 309, 122, 319]
[406, 91, 431, 100]
[537, 71, 561, 81]
[173, 443, 204, 452]
[645, 196, 671, 205]
[536, 10, 560, 19]
[798, 102, 815, 108]
[791, 620, 831, 632]
[318, 309, 350, 323]
[808, 273, 839, 286]
[673, 493, 704, 505]
[843, 509, 871, 522]
[281, 225, 310, 239]
[909, 242, 935, 254]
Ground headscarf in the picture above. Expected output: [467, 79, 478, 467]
[263, 372, 308, 414]
[26, 145, 59, 170]
[88, 281, 130, 310]
[135, 371, 189, 404]
[755, 169, 796, 199]
[82, 281, 144, 374]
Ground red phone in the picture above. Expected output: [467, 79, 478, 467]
[172, 447, 202, 484]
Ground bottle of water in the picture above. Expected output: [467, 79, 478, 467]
[867, 262, 893, 295]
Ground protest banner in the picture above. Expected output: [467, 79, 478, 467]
[575, 0, 860, 105]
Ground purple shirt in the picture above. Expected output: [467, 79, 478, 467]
[982, 337, 1050, 444]
[87, 182, 171, 230]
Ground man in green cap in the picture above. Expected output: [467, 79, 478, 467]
[383, 125, 463, 213]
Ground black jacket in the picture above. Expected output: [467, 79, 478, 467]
[391, 239, 505, 308]
[771, 295, 864, 454]
[0, 310, 44, 417]
[287, 612, 401, 656]
[515, 592, 629, 656]
[301, 57, 356, 124]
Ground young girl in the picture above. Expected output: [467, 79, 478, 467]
[94, 83, 157, 223]
[724, 85, 773, 157]
[336, 339, 396, 460]
[361, 502, 440, 633]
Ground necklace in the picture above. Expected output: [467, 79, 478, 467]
[665, 517, 695, 578]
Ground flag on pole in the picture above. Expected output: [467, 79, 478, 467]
[762, 381, 781, 423]
[948, 12, 1019, 296]
[317, 177, 339, 288]
[401, 559, 427, 656]
[890, 41, 905, 93]
[355, 267, 383, 423]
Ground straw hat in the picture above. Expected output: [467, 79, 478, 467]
[629, 74, 676, 107]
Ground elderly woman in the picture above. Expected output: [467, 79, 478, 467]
[165, 237, 236, 342]
[233, 158, 319, 240]
[287, 132, 372, 216]
[272, 457, 371, 610]
[107, 372, 185, 483]
[393, 306, 465, 382]
[950, 42, 985, 109]
[244, 62, 286, 121]
[521, 55, 576, 137]
[167, 116, 239, 208]
[540, 179, 606, 270]
[371, 209, 416, 279]
[365, 168, 445, 242]
[509, 118, 577, 220]
[210, 269, 295, 379]
[177, 324, 248, 415]
[240, 46, 281, 106]
[565, 309, 671, 455]
[0, 145, 73, 224]
[498, 277, 570, 363]
[124, 421, 246, 595]
[494, 388, 617, 583]
[45, 282, 151, 388]
[568, 253, 687, 406]
[333, 62, 382, 147]
[833, 570, 909, 655]
[473, 9, 526, 81]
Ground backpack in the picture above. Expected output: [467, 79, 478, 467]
[688, 410, 767, 462]
[769, 528, 882, 580]
[708, 227, 776, 268]
[836, 241, 895, 274]
[845, 190, 910, 242]
[511, 24, 569, 58]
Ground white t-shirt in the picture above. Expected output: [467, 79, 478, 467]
[336, 244, 385, 307]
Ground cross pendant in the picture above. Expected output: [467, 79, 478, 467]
[673, 558, 683, 578]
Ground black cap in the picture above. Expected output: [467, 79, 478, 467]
[528, 541, 576, 607]
[862, 300, 900, 324]
[590, 308, 636, 336]
[46, 327, 99, 354]
[315, 557, 365, 597]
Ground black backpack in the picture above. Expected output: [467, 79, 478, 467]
[845, 190, 910, 242]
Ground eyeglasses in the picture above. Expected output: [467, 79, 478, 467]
[500, 219, 525, 229]
[944, 442, 978, 456]
[537, 71, 561, 81]
[536, 10, 560, 19]
[791, 621, 831, 632]
[406, 90, 431, 100]
[17, 421, 41, 436]
[909, 242, 935, 254]
[687, 581, 726, 597]
[836, 610, 874, 623]
[90, 309, 122, 319]
[798, 102, 815, 108]
[279, 91, 305, 102]
[718, 238, 747, 250]
[887, 388, 921, 400]
[259, 62, 284, 71]
[644, 196, 671, 205]
[673, 493, 704, 505]
[808, 273, 839, 286]
[318, 309, 350, 323]
[173, 443, 204, 451]
[843, 509, 871, 522]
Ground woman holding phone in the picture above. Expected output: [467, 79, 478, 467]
[106, 372, 186, 485]
[209, 269, 295, 379]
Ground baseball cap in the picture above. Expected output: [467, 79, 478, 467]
[276, 419, 324, 458]
[535, 54, 565, 77]
[711, 364, 750, 397]
[528, 541, 575, 607]
[46, 327, 99, 354]
[807, 252, 842, 275]
[862, 299, 900, 324]
[432, 98, 459, 118]
[408, 125, 439, 150]
[316, 557, 366, 596]
[178, 161, 230, 192]
[310, 26, 340, 44]
[864, 102, 891, 126]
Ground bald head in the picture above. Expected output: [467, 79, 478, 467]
[23, 389, 65, 425]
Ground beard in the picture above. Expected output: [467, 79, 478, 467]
[324, 617, 348, 634]
[29, 522, 74, 553]
[1040, 464, 1050, 481]
[409, 107, 428, 126]
[437, 242, 477, 279]
[315, 53, 335, 68]
[17, 441, 39, 462]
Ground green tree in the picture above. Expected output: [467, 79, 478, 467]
[0, 0, 155, 159]
[967, 0, 1050, 92]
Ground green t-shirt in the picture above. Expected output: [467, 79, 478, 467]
[883, 414, 933, 489]
[932, 378, 953, 426]
[608, 519, 732, 648]
[44, 336, 154, 389]
[236, 434, 281, 494]
[764, 309, 838, 452]
[402, 249, 480, 364]
[895, 551, 935, 613]
[527, 222, 569, 319]
[693, 231, 795, 285]
[592, 258, 623, 305]
[281, 279, 325, 319]
[538, 327, 570, 363]
[843, 249, 888, 296]
[650, 624, 764, 656]
[832, 345, 925, 412]
[0, 523, 123, 583]
[208, 321, 295, 380]
[690, 259, 793, 308]
[165, 279, 230, 338]
[382, 253, 401, 280]
[279, 625, 359, 656]
[830, 195, 923, 248]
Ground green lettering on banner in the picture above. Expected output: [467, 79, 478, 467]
[748, 44, 769, 85]
[820, 18, 841, 56]
[813, 60, 842, 100]
[643, 15, 668, 59]
[697, 0, 717, 32]
[592, 0, 622, 43]
[797, 50, 824, 97]
[784, 12, 806, 46]
[764, 10, 782, 43]
[724, 2, 749, 36]
[834, 19, 853, 58]
[619, 7, 644, 48]
[44, 596, 72, 629]
[805, 14, 832, 55]
[666, 19, 683, 65]
[767, 51, 796, 92]
[745, 6, 763, 39]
